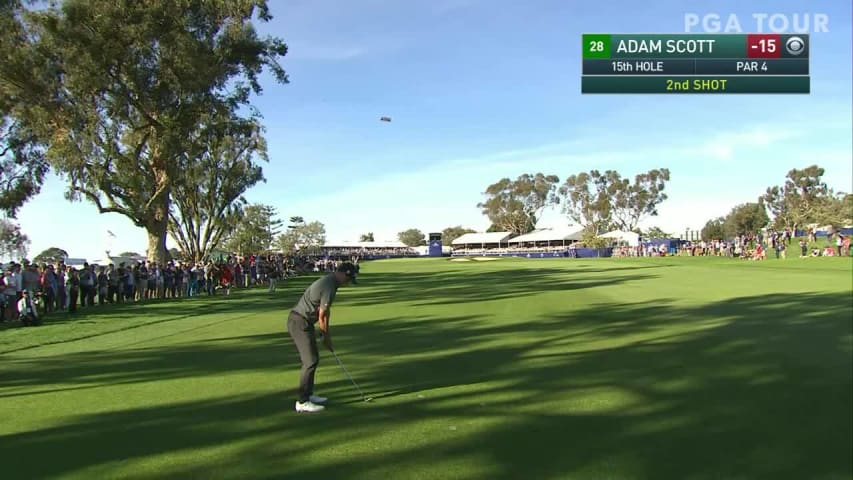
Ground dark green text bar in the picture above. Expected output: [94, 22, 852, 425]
[581, 75, 809, 94]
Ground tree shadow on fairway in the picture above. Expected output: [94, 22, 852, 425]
[0, 331, 289, 396]
[1, 290, 850, 479]
[346, 266, 659, 307]
[318, 291, 852, 480]
[0, 280, 314, 354]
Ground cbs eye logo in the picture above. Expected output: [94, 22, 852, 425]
[785, 36, 805, 55]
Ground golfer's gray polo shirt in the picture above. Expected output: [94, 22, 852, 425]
[291, 274, 338, 324]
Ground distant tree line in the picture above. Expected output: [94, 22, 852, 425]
[701, 165, 852, 241]
[475, 169, 671, 239]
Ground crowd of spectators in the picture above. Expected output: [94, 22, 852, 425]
[319, 247, 417, 257]
[0, 253, 358, 327]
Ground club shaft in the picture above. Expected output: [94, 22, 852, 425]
[332, 351, 366, 398]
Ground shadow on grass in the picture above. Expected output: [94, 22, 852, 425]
[0, 277, 321, 354]
[1, 289, 850, 479]
[346, 265, 661, 307]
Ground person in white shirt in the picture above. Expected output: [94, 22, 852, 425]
[3, 267, 18, 321]
[9, 264, 22, 298]
[17, 289, 41, 326]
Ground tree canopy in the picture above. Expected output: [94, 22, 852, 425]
[478, 173, 558, 236]
[557, 168, 670, 235]
[2, 0, 288, 264]
[441, 226, 476, 245]
[724, 202, 769, 237]
[33, 247, 68, 264]
[0, 1, 51, 217]
[277, 217, 326, 254]
[168, 121, 266, 262]
[763, 165, 835, 231]
[700, 217, 726, 241]
[221, 204, 282, 255]
[398, 228, 426, 247]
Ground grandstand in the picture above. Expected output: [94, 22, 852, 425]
[451, 226, 585, 257]
[318, 240, 418, 259]
[508, 226, 583, 251]
[450, 231, 513, 255]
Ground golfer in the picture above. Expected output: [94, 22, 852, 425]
[287, 262, 358, 413]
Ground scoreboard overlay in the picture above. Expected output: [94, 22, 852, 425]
[582, 34, 809, 94]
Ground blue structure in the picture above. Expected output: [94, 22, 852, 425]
[428, 232, 443, 257]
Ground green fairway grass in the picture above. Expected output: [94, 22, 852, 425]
[1, 256, 851, 479]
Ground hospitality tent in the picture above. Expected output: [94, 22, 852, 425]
[507, 226, 584, 247]
[598, 230, 640, 247]
[451, 232, 514, 249]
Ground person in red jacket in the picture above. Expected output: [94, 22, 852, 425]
[220, 263, 233, 296]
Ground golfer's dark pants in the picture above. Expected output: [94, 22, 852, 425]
[288, 312, 318, 403]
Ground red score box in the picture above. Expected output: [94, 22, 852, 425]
[746, 34, 782, 58]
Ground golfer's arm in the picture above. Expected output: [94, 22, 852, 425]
[318, 308, 330, 337]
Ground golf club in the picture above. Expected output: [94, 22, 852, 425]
[331, 349, 372, 402]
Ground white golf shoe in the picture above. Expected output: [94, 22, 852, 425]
[309, 394, 328, 404]
[295, 401, 325, 413]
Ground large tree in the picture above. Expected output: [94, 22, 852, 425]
[397, 228, 426, 247]
[277, 218, 326, 254]
[221, 204, 282, 255]
[478, 173, 559, 235]
[763, 165, 833, 231]
[558, 168, 670, 235]
[441, 226, 477, 245]
[610, 168, 671, 232]
[4, 0, 288, 264]
[0, 218, 29, 261]
[557, 170, 615, 235]
[168, 121, 266, 263]
[359, 232, 375, 242]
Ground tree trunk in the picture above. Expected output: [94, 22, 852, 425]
[145, 161, 172, 265]
[146, 185, 170, 265]
[147, 222, 168, 265]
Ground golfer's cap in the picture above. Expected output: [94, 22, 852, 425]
[337, 262, 358, 283]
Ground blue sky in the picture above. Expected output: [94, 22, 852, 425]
[10, 0, 853, 261]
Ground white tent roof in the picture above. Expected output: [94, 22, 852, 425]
[507, 226, 584, 243]
[451, 232, 513, 245]
[598, 230, 640, 246]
